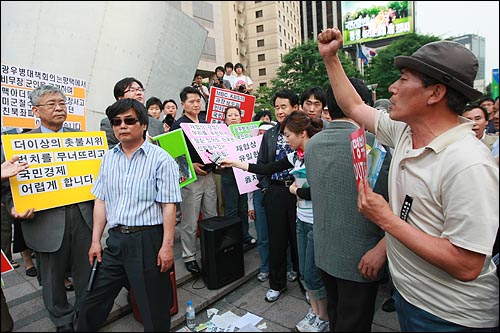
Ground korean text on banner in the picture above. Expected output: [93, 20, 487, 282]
[226, 135, 263, 195]
[1, 63, 87, 130]
[180, 123, 236, 164]
[206, 86, 256, 124]
[350, 126, 367, 188]
[1, 131, 108, 212]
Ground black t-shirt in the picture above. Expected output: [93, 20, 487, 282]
[170, 115, 214, 170]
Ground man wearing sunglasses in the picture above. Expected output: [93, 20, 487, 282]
[77, 98, 181, 332]
[4, 85, 94, 332]
[100, 77, 164, 149]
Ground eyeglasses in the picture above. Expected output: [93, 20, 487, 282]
[110, 117, 140, 126]
[124, 87, 145, 94]
[35, 102, 67, 110]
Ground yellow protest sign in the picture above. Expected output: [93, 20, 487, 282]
[1, 131, 108, 212]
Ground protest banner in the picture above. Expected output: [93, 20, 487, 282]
[350, 126, 386, 189]
[1, 64, 87, 130]
[227, 135, 263, 195]
[152, 129, 197, 188]
[228, 121, 261, 140]
[180, 123, 236, 164]
[1, 131, 107, 212]
[350, 126, 367, 188]
[205, 86, 255, 124]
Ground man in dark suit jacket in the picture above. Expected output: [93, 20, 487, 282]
[100, 77, 163, 149]
[8, 85, 93, 332]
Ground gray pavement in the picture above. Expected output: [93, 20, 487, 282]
[3, 221, 400, 332]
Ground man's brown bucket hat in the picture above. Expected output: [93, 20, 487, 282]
[394, 41, 483, 101]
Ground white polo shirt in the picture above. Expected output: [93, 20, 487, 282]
[374, 110, 499, 328]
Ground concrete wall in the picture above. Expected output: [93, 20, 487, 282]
[1, 1, 208, 131]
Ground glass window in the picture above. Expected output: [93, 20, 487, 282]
[258, 54, 266, 61]
[256, 25, 264, 33]
[256, 10, 263, 18]
[259, 68, 267, 76]
[257, 39, 265, 47]
[193, 1, 214, 22]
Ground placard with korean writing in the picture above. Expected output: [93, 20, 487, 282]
[1, 64, 87, 130]
[206, 86, 255, 124]
[229, 121, 261, 140]
[180, 123, 236, 164]
[152, 129, 197, 188]
[1, 131, 107, 212]
[227, 135, 263, 195]
[350, 126, 367, 188]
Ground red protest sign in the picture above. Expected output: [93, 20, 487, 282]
[350, 126, 368, 188]
[1, 249, 14, 274]
[206, 86, 256, 124]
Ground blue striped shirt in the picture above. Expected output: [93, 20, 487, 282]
[92, 141, 182, 228]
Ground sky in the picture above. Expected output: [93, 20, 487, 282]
[415, 1, 499, 85]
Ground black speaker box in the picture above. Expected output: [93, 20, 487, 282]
[200, 216, 244, 289]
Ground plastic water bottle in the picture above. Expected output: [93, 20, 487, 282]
[186, 300, 196, 330]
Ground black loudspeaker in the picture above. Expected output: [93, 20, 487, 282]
[200, 216, 244, 289]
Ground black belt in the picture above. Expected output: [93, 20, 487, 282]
[112, 224, 161, 234]
[270, 179, 294, 187]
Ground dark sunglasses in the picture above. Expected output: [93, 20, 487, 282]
[110, 117, 139, 126]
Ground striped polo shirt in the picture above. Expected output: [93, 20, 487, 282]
[92, 140, 181, 228]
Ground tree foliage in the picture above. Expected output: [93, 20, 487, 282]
[364, 33, 440, 99]
[254, 33, 443, 113]
[254, 39, 360, 114]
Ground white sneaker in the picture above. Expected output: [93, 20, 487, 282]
[257, 272, 269, 282]
[305, 291, 311, 305]
[264, 288, 286, 302]
[286, 270, 298, 282]
[295, 308, 316, 332]
[308, 316, 329, 332]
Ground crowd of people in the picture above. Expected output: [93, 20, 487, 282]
[1, 32, 499, 333]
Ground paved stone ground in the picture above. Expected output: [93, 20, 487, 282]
[3, 221, 400, 332]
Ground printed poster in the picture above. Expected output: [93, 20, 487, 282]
[1, 131, 107, 212]
[205, 86, 255, 124]
[1, 64, 87, 130]
[180, 123, 236, 164]
[350, 126, 367, 188]
[227, 135, 263, 195]
[152, 129, 197, 188]
[229, 121, 261, 140]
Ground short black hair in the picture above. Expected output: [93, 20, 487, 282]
[462, 103, 488, 120]
[327, 78, 373, 119]
[146, 97, 162, 111]
[224, 62, 234, 70]
[273, 89, 299, 107]
[106, 98, 149, 139]
[253, 110, 272, 121]
[180, 86, 201, 102]
[300, 86, 326, 108]
[113, 77, 143, 100]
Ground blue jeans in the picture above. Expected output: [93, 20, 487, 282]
[296, 219, 326, 299]
[394, 288, 498, 332]
[253, 189, 269, 273]
[221, 173, 251, 241]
